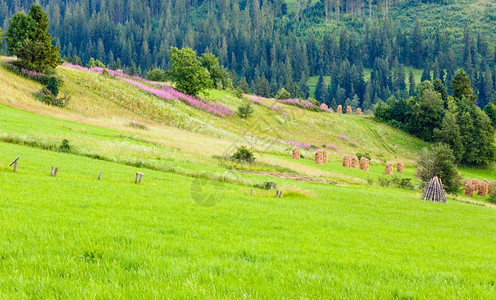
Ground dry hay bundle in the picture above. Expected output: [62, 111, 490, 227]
[315, 150, 324, 164]
[356, 108, 362, 115]
[397, 162, 404, 174]
[351, 155, 359, 168]
[421, 176, 446, 203]
[346, 106, 352, 115]
[416, 166, 424, 179]
[359, 157, 369, 171]
[472, 178, 480, 187]
[320, 103, 329, 111]
[342, 154, 351, 168]
[337, 105, 343, 114]
[385, 163, 393, 175]
[477, 181, 488, 196]
[464, 179, 474, 197]
[292, 147, 300, 160]
[322, 150, 328, 163]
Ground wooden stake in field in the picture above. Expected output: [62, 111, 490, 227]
[421, 176, 446, 203]
[9, 157, 19, 172]
[51, 167, 59, 177]
[135, 172, 144, 184]
[98, 171, 103, 180]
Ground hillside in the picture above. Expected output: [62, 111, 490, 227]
[1, 58, 496, 297]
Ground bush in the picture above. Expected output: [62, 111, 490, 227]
[255, 181, 277, 190]
[46, 76, 59, 97]
[58, 139, 71, 153]
[276, 88, 291, 99]
[417, 143, 461, 194]
[146, 68, 168, 82]
[356, 152, 371, 160]
[489, 189, 496, 204]
[231, 146, 255, 163]
[235, 87, 244, 99]
[237, 102, 254, 119]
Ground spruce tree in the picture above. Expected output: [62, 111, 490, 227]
[409, 70, 416, 97]
[315, 73, 326, 103]
[6, 4, 60, 73]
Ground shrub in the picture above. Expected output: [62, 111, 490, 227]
[255, 181, 277, 190]
[235, 87, 244, 99]
[146, 68, 168, 82]
[276, 88, 291, 99]
[231, 146, 255, 163]
[46, 76, 59, 97]
[356, 152, 371, 160]
[237, 102, 254, 119]
[58, 139, 71, 153]
[489, 189, 496, 204]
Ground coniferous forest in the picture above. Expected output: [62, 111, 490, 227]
[1, 0, 496, 110]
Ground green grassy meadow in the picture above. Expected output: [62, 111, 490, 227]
[0, 56, 496, 297]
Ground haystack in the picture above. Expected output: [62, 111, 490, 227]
[464, 181, 474, 197]
[322, 150, 328, 163]
[385, 163, 393, 175]
[356, 108, 362, 115]
[397, 162, 404, 174]
[421, 176, 446, 203]
[351, 155, 359, 168]
[472, 179, 480, 187]
[337, 105, 343, 114]
[315, 150, 324, 164]
[320, 103, 329, 111]
[292, 147, 300, 160]
[342, 154, 351, 168]
[416, 166, 424, 179]
[346, 106, 352, 115]
[359, 157, 369, 171]
[477, 181, 488, 196]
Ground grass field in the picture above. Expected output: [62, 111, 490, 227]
[1, 56, 496, 297]
[2, 142, 496, 298]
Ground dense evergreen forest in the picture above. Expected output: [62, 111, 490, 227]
[1, 0, 496, 109]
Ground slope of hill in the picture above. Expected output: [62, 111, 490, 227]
[1, 58, 496, 297]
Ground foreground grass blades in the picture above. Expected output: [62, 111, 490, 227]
[1, 142, 496, 298]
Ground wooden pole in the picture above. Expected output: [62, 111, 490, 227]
[51, 166, 54, 176]
[98, 171, 102, 180]
[54, 168, 58, 177]
[13, 161, 18, 172]
[135, 173, 139, 184]
[9, 157, 19, 167]
[250, 189, 253, 196]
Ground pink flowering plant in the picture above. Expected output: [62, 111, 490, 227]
[63, 63, 234, 117]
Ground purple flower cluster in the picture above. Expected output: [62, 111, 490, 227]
[269, 104, 281, 111]
[63, 63, 234, 117]
[277, 98, 330, 111]
[285, 141, 312, 149]
[121, 78, 234, 116]
[338, 134, 349, 141]
[328, 144, 339, 150]
[20, 67, 43, 77]
[249, 96, 264, 105]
